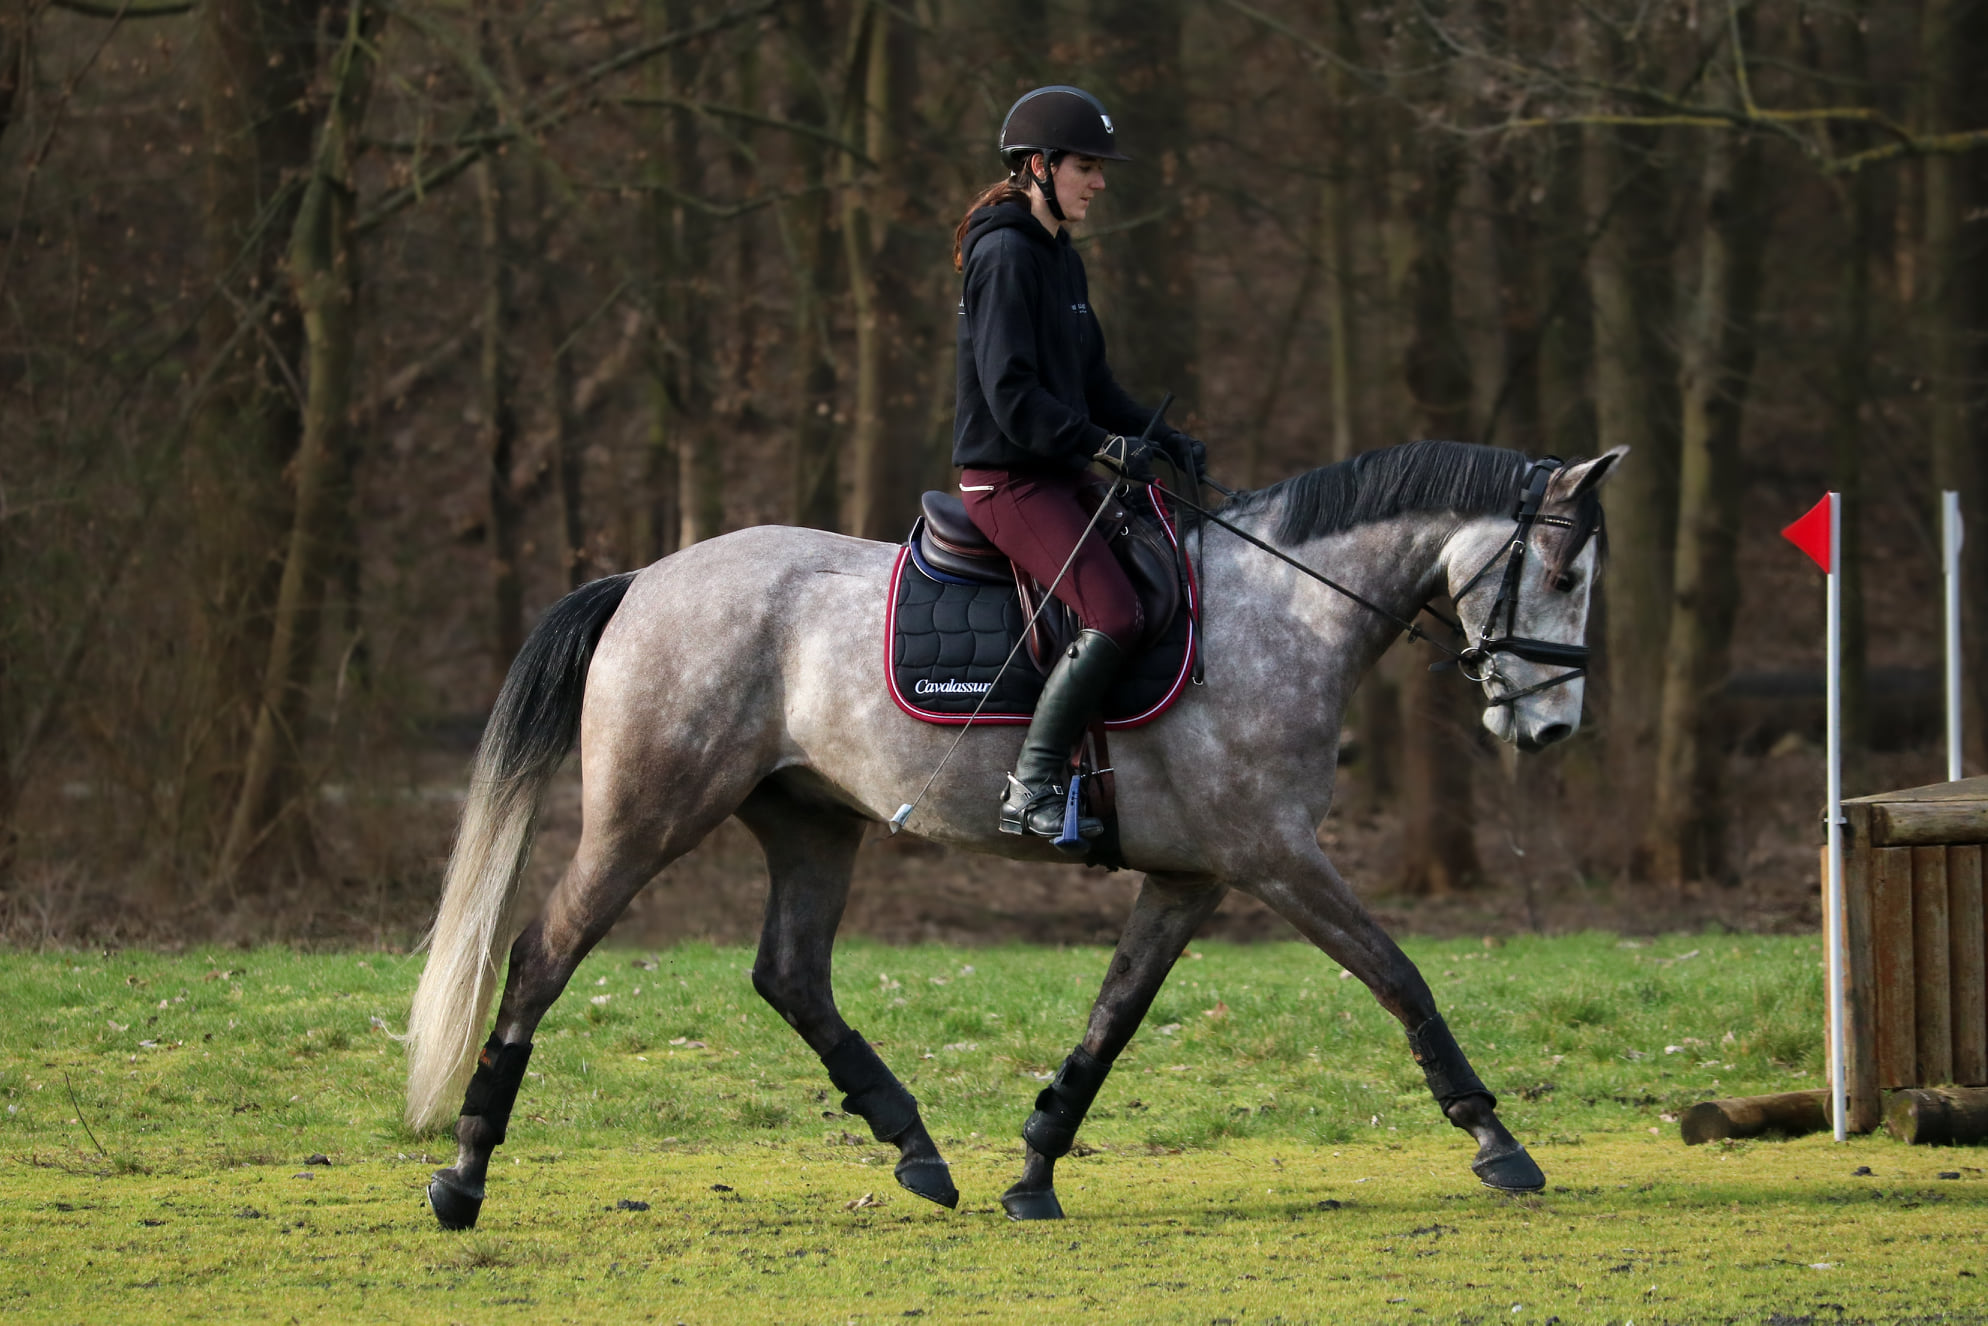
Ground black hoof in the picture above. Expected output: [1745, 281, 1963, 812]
[999, 1185, 1064, 1221]
[893, 1157, 959, 1210]
[1471, 1140, 1545, 1193]
[427, 1169, 485, 1230]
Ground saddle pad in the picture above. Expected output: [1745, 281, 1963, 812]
[885, 492, 1198, 728]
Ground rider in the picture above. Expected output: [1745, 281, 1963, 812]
[952, 85, 1205, 847]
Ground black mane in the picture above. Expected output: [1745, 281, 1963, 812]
[1238, 440, 1531, 545]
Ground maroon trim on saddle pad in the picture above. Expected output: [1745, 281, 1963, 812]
[884, 486, 1199, 729]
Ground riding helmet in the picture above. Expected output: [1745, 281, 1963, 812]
[998, 86, 1131, 168]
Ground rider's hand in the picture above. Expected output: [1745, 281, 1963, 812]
[1167, 432, 1207, 479]
[1094, 434, 1155, 484]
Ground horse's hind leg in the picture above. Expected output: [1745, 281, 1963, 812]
[1001, 872, 1228, 1220]
[1241, 847, 1545, 1194]
[428, 793, 737, 1230]
[737, 779, 959, 1210]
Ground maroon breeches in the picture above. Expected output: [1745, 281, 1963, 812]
[958, 466, 1143, 650]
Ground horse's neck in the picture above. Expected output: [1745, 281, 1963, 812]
[1204, 510, 1454, 673]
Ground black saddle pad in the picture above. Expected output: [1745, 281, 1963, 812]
[886, 524, 1198, 729]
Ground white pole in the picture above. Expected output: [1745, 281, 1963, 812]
[1825, 492, 1847, 1141]
[1945, 490, 1965, 783]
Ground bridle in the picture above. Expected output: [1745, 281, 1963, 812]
[1443, 457, 1594, 708]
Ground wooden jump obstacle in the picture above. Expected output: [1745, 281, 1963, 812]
[1683, 776, 1988, 1145]
[1834, 776, 1988, 1136]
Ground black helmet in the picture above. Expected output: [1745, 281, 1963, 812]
[999, 86, 1130, 168]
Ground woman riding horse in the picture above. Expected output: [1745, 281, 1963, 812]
[952, 85, 1205, 847]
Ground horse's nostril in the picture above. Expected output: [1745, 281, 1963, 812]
[1535, 723, 1573, 747]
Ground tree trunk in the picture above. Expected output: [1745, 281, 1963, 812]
[843, 0, 887, 538]
[1922, 0, 1988, 773]
[1641, 58, 1770, 889]
[785, 0, 840, 531]
[1089, 0, 1198, 413]
[187, 0, 317, 851]
[1580, 9, 1681, 834]
[215, 0, 381, 890]
[1815, 2, 1875, 794]
[1388, 3, 1481, 896]
[667, 0, 720, 547]
[474, 154, 523, 691]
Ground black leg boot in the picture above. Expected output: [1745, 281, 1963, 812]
[1406, 1015, 1545, 1193]
[998, 629, 1125, 850]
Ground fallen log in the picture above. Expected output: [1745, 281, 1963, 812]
[1883, 1086, 1988, 1145]
[1679, 1090, 1830, 1145]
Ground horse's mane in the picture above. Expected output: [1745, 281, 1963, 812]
[1234, 440, 1532, 544]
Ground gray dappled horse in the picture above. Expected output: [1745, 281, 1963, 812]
[404, 439, 1623, 1227]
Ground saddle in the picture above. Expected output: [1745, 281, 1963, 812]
[887, 483, 1199, 730]
[914, 483, 1182, 670]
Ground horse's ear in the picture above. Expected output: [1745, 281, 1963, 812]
[1547, 446, 1627, 504]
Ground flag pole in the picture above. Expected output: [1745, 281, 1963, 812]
[1825, 491, 1847, 1141]
[1945, 491, 1965, 783]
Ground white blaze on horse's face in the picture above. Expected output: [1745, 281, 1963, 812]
[1444, 448, 1626, 753]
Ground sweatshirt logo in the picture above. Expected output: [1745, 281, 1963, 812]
[915, 678, 991, 696]
[1071, 302, 1090, 315]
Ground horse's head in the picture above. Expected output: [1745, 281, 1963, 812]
[1442, 448, 1625, 753]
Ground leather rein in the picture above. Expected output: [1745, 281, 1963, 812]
[1154, 456, 1593, 710]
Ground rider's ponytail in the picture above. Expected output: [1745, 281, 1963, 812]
[953, 178, 1031, 271]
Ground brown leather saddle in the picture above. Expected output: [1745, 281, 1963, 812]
[915, 483, 1183, 674]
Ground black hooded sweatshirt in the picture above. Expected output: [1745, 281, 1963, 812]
[953, 202, 1174, 473]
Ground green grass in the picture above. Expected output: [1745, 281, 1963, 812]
[0, 935, 1982, 1323]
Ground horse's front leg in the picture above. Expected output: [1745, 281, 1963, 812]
[1002, 872, 1228, 1220]
[1240, 846, 1545, 1194]
[737, 783, 957, 1210]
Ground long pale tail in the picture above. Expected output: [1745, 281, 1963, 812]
[403, 571, 637, 1132]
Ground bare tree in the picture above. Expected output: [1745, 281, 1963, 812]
[1642, 33, 1770, 889]
[1387, 0, 1483, 896]
[216, 0, 384, 889]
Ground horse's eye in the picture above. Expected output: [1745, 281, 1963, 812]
[1552, 573, 1577, 593]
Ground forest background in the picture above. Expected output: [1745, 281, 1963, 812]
[1, 0, 1984, 949]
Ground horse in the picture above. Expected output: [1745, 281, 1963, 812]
[403, 438, 1624, 1228]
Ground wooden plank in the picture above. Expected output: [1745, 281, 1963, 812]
[1951, 845, 1988, 1086]
[1914, 846, 1953, 1085]
[1850, 775, 1988, 806]
[1873, 801, 1988, 846]
[1839, 820, 1882, 1131]
[1872, 846, 1917, 1087]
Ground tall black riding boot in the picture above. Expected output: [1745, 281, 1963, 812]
[999, 628, 1125, 849]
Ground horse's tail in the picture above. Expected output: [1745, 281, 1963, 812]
[404, 570, 638, 1132]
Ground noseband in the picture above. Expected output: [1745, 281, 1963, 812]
[1445, 458, 1592, 708]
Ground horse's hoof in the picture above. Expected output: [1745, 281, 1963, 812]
[998, 1185, 1065, 1221]
[1471, 1140, 1545, 1193]
[427, 1170, 485, 1230]
[893, 1157, 959, 1209]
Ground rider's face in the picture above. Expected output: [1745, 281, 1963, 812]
[1036, 153, 1106, 225]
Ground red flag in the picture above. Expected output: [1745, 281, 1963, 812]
[1782, 494, 1834, 573]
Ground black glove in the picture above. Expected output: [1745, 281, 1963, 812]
[1094, 433, 1155, 484]
[1166, 432, 1207, 481]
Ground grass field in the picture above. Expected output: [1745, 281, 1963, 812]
[1, 935, 1983, 1323]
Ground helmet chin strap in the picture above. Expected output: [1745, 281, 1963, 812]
[1022, 150, 1066, 222]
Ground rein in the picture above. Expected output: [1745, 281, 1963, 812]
[1153, 456, 1591, 709]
